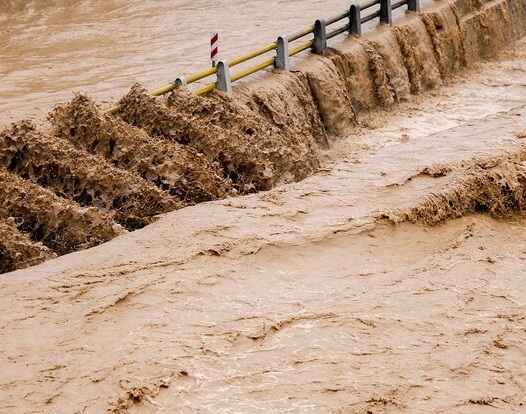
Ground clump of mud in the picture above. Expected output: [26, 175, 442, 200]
[385, 153, 526, 225]
[459, 0, 514, 64]
[0, 220, 56, 274]
[50, 94, 230, 203]
[508, 0, 526, 38]
[0, 121, 179, 230]
[0, 168, 122, 255]
[368, 29, 411, 102]
[240, 71, 328, 148]
[362, 40, 397, 106]
[114, 84, 186, 144]
[117, 83, 322, 192]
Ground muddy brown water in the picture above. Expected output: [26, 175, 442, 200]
[1, 0, 526, 412]
[0, 0, 357, 123]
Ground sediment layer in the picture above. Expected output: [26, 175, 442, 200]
[1, 0, 524, 273]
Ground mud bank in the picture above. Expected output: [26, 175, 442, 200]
[1, 0, 525, 273]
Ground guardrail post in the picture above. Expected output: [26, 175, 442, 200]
[174, 77, 187, 87]
[216, 60, 233, 94]
[349, 4, 362, 35]
[275, 35, 290, 70]
[380, 0, 392, 25]
[408, 0, 420, 12]
[313, 19, 327, 55]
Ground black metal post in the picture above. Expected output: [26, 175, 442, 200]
[408, 0, 420, 12]
[380, 0, 392, 25]
[313, 19, 327, 55]
[349, 4, 362, 35]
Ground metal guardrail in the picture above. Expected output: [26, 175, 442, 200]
[106, 0, 420, 114]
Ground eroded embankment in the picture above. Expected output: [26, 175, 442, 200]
[0, 0, 525, 273]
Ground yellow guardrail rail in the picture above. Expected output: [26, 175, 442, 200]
[106, 0, 419, 114]
[289, 40, 315, 57]
[229, 42, 278, 67]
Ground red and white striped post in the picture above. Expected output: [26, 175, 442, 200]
[210, 31, 219, 67]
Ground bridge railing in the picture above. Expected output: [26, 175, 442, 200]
[106, 0, 420, 114]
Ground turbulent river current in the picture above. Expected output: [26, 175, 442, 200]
[1, 0, 526, 412]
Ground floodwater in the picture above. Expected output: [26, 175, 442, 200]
[0, 0, 353, 124]
[1, 0, 526, 413]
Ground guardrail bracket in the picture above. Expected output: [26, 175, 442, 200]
[275, 35, 290, 70]
[174, 77, 187, 87]
[313, 19, 327, 56]
[216, 60, 233, 95]
[408, 0, 420, 12]
[349, 4, 362, 36]
[380, 0, 393, 25]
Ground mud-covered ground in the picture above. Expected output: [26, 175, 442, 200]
[1, 0, 526, 412]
